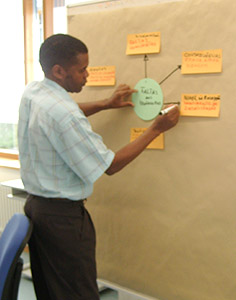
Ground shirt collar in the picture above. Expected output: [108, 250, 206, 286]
[42, 77, 66, 92]
[42, 77, 76, 104]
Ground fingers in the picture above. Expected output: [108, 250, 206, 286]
[116, 84, 137, 97]
[112, 87, 136, 105]
[154, 105, 180, 132]
[108, 84, 136, 109]
[162, 105, 180, 123]
[169, 111, 180, 127]
[160, 105, 178, 115]
[121, 101, 134, 107]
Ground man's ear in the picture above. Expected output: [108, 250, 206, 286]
[51, 64, 67, 80]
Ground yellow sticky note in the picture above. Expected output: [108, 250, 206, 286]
[126, 32, 161, 55]
[180, 94, 220, 117]
[181, 49, 222, 74]
[86, 66, 115, 86]
[130, 128, 164, 149]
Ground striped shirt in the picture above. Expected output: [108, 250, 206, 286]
[18, 78, 115, 200]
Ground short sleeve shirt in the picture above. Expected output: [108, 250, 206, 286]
[18, 78, 115, 200]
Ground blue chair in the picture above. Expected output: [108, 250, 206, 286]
[0, 213, 33, 300]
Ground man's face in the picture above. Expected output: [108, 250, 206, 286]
[63, 53, 89, 93]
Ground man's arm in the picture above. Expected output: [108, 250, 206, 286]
[78, 84, 136, 116]
[106, 106, 180, 175]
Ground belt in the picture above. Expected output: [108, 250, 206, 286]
[28, 194, 87, 205]
[54, 198, 87, 205]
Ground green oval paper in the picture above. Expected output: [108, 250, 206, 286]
[132, 78, 163, 121]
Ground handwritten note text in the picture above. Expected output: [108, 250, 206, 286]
[180, 94, 221, 117]
[181, 49, 222, 74]
[126, 32, 161, 55]
[86, 66, 115, 86]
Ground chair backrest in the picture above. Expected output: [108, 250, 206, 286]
[0, 213, 33, 300]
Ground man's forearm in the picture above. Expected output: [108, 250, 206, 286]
[78, 84, 135, 116]
[105, 105, 180, 175]
[105, 126, 160, 175]
[78, 99, 110, 116]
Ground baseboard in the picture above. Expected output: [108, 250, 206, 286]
[97, 278, 158, 300]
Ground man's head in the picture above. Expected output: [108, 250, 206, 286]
[39, 34, 89, 93]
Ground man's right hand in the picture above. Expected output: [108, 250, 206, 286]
[151, 105, 180, 134]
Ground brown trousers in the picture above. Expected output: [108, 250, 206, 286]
[24, 194, 100, 300]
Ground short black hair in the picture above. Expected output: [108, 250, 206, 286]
[39, 34, 88, 75]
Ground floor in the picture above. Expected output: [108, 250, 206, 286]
[18, 252, 118, 300]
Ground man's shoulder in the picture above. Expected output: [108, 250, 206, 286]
[21, 78, 85, 127]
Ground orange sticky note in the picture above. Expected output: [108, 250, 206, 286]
[181, 49, 222, 74]
[180, 94, 220, 117]
[86, 66, 115, 86]
[130, 128, 164, 149]
[126, 32, 161, 55]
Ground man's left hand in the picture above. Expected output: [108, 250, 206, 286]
[106, 84, 137, 109]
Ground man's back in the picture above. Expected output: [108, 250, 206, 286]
[18, 78, 114, 200]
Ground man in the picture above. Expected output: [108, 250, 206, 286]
[18, 34, 179, 300]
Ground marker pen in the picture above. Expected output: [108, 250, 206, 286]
[160, 105, 177, 115]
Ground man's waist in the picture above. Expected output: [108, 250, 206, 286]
[28, 194, 87, 205]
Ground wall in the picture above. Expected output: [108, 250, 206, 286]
[0, 167, 22, 232]
[68, 1, 236, 299]
[0, 167, 20, 182]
